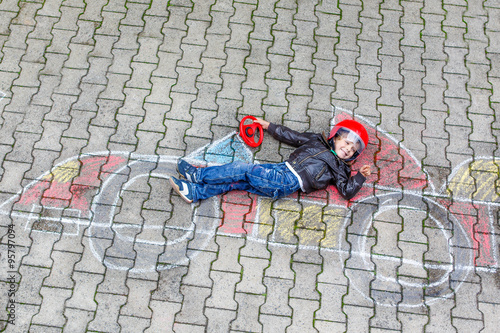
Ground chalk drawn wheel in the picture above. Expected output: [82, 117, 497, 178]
[239, 115, 263, 148]
[87, 158, 218, 272]
[338, 193, 474, 307]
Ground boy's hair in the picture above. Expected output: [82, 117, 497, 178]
[334, 128, 361, 151]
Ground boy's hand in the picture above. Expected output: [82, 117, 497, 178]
[254, 118, 270, 130]
[359, 165, 371, 177]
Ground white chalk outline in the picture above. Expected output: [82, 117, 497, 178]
[0, 111, 498, 308]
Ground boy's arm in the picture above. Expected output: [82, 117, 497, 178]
[334, 170, 366, 200]
[265, 122, 318, 147]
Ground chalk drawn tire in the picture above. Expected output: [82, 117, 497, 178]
[339, 192, 475, 307]
[86, 158, 218, 272]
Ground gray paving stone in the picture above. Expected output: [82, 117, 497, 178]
[264, 80, 291, 108]
[126, 63, 155, 90]
[469, 114, 496, 143]
[260, 277, 293, 316]
[452, 317, 484, 333]
[31, 286, 72, 327]
[65, 271, 102, 312]
[4, 132, 38, 163]
[181, 249, 216, 288]
[235, 256, 267, 294]
[288, 70, 314, 98]
[113, 26, 143, 52]
[288, 298, 320, 333]
[62, 308, 94, 333]
[72, 22, 98, 46]
[316, 283, 347, 323]
[109, 114, 141, 146]
[53, 6, 82, 31]
[205, 270, 239, 310]
[269, 32, 295, 57]
[0, 160, 31, 194]
[87, 292, 127, 332]
[216, 74, 245, 103]
[231, 293, 265, 332]
[397, 311, 427, 331]
[32, 120, 66, 151]
[151, 266, 187, 303]
[165, 4, 192, 30]
[425, 297, 456, 331]
[120, 278, 156, 318]
[145, 300, 180, 333]
[0, 0, 499, 331]
[464, 16, 488, 43]
[451, 280, 483, 320]
[250, 17, 273, 43]
[43, 251, 80, 289]
[282, 96, 310, 125]
[4, 87, 37, 116]
[480, 302, 500, 333]
[260, 314, 292, 333]
[290, 262, 321, 299]
[205, 308, 236, 333]
[4, 26, 33, 50]
[344, 304, 373, 332]
[119, 316, 151, 333]
[211, 235, 244, 272]
[99, 0, 125, 14]
[0, 0, 20, 12]
[73, 236, 108, 274]
[225, 26, 252, 52]
[204, 36, 230, 63]
[16, 265, 50, 305]
[108, 50, 136, 76]
[135, 131, 164, 156]
[224, 48, 250, 76]
[54, 68, 86, 96]
[175, 285, 211, 326]
[97, 12, 125, 37]
[264, 244, 295, 280]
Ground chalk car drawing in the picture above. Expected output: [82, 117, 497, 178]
[0, 110, 497, 308]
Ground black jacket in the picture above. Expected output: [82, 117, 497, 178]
[267, 123, 366, 200]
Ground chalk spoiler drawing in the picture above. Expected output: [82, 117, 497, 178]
[0, 109, 498, 308]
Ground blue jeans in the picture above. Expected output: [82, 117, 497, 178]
[189, 162, 301, 202]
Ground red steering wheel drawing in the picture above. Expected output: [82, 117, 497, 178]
[239, 115, 264, 147]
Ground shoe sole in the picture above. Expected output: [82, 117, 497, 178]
[169, 177, 193, 203]
[177, 161, 195, 183]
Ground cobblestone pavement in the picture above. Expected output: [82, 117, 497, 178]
[1, 0, 499, 332]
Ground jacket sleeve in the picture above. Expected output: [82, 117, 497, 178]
[334, 169, 366, 200]
[267, 123, 319, 147]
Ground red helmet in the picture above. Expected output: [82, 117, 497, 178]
[328, 119, 369, 161]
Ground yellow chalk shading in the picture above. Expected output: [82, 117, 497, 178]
[42, 160, 80, 183]
[257, 198, 347, 249]
[257, 199, 274, 225]
[272, 210, 300, 245]
[295, 228, 324, 247]
[321, 209, 347, 248]
[448, 159, 500, 202]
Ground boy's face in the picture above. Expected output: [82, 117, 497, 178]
[334, 135, 359, 160]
